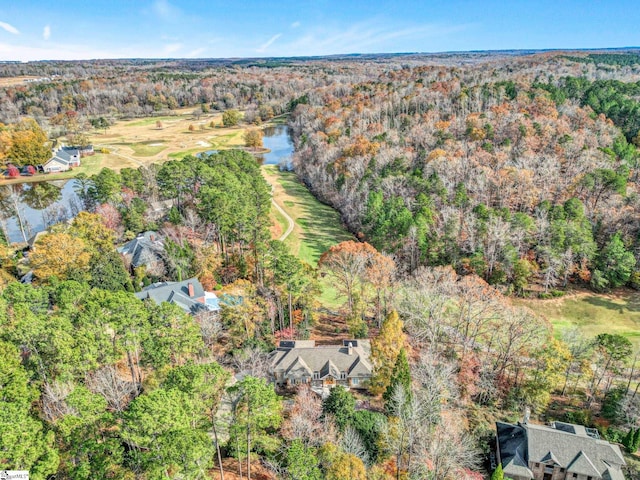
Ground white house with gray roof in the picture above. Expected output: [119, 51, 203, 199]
[269, 339, 372, 393]
[43, 146, 81, 173]
[496, 420, 626, 480]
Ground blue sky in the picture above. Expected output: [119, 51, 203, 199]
[0, 1, 638, 61]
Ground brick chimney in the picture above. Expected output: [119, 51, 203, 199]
[150, 234, 155, 242]
[187, 283, 194, 297]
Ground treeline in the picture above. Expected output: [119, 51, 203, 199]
[0, 61, 351, 126]
[564, 53, 640, 67]
[290, 64, 640, 294]
[534, 76, 640, 143]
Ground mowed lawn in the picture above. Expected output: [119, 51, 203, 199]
[515, 289, 640, 348]
[262, 165, 354, 307]
[2, 109, 259, 185]
[0, 152, 129, 185]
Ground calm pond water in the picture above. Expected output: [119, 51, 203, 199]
[3, 124, 294, 244]
[200, 124, 293, 166]
[3, 180, 81, 244]
[257, 124, 294, 167]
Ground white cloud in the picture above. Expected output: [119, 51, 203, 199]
[43, 25, 51, 41]
[152, 0, 180, 20]
[291, 21, 301, 29]
[256, 33, 282, 53]
[274, 20, 471, 56]
[0, 21, 19, 35]
[163, 43, 183, 54]
[186, 47, 206, 58]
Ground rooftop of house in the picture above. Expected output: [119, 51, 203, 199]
[270, 339, 372, 379]
[117, 231, 163, 268]
[46, 146, 80, 165]
[497, 421, 626, 480]
[135, 277, 218, 314]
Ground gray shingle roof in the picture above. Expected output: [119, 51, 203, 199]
[117, 231, 164, 268]
[271, 340, 372, 380]
[567, 450, 601, 478]
[135, 277, 212, 314]
[46, 146, 80, 167]
[496, 421, 626, 480]
[539, 450, 561, 465]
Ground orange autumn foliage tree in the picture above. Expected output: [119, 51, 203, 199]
[4, 118, 50, 166]
[30, 232, 91, 280]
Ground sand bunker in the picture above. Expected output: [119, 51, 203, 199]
[197, 141, 210, 147]
[148, 143, 163, 146]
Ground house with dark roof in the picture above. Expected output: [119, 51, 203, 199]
[43, 146, 81, 173]
[270, 339, 372, 393]
[135, 277, 220, 315]
[496, 420, 626, 480]
[117, 231, 164, 273]
[76, 144, 94, 157]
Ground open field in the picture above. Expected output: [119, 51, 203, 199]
[262, 166, 353, 265]
[0, 152, 134, 184]
[262, 165, 354, 308]
[515, 288, 640, 348]
[0, 76, 41, 87]
[91, 109, 251, 166]
[0, 108, 264, 184]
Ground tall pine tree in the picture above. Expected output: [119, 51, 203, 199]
[383, 348, 412, 413]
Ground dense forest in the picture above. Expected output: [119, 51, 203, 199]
[1, 52, 640, 479]
[289, 56, 640, 294]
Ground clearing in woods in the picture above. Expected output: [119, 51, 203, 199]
[262, 165, 354, 308]
[0, 107, 259, 183]
[514, 288, 640, 348]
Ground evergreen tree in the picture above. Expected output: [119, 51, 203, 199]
[597, 233, 636, 288]
[633, 427, 640, 453]
[623, 427, 635, 453]
[322, 386, 355, 431]
[383, 348, 412, 412]
[287, 439, 322, 480]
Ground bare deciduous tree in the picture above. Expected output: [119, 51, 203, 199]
[281, 385, 328, 447]
[231, 346, 270, 379]
[86, 365, 137, 412]
[340, 425, 370, 466]
[41, 381, 76, 422]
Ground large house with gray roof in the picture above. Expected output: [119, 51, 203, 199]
[43, 146, 81, 173]
[135, 277, 220, 315]
[270, 339, 372, 391]
[117, 231, 164, 274]
[496, 420, 626, 480]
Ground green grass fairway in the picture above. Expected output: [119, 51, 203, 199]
[515, 289, 640, 348]
[263, 166, 353, 265]
[128, 141, 167, 157]
[262, 165, 354, 308]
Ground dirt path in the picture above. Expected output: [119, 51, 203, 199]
[272, 194, 294, 241]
